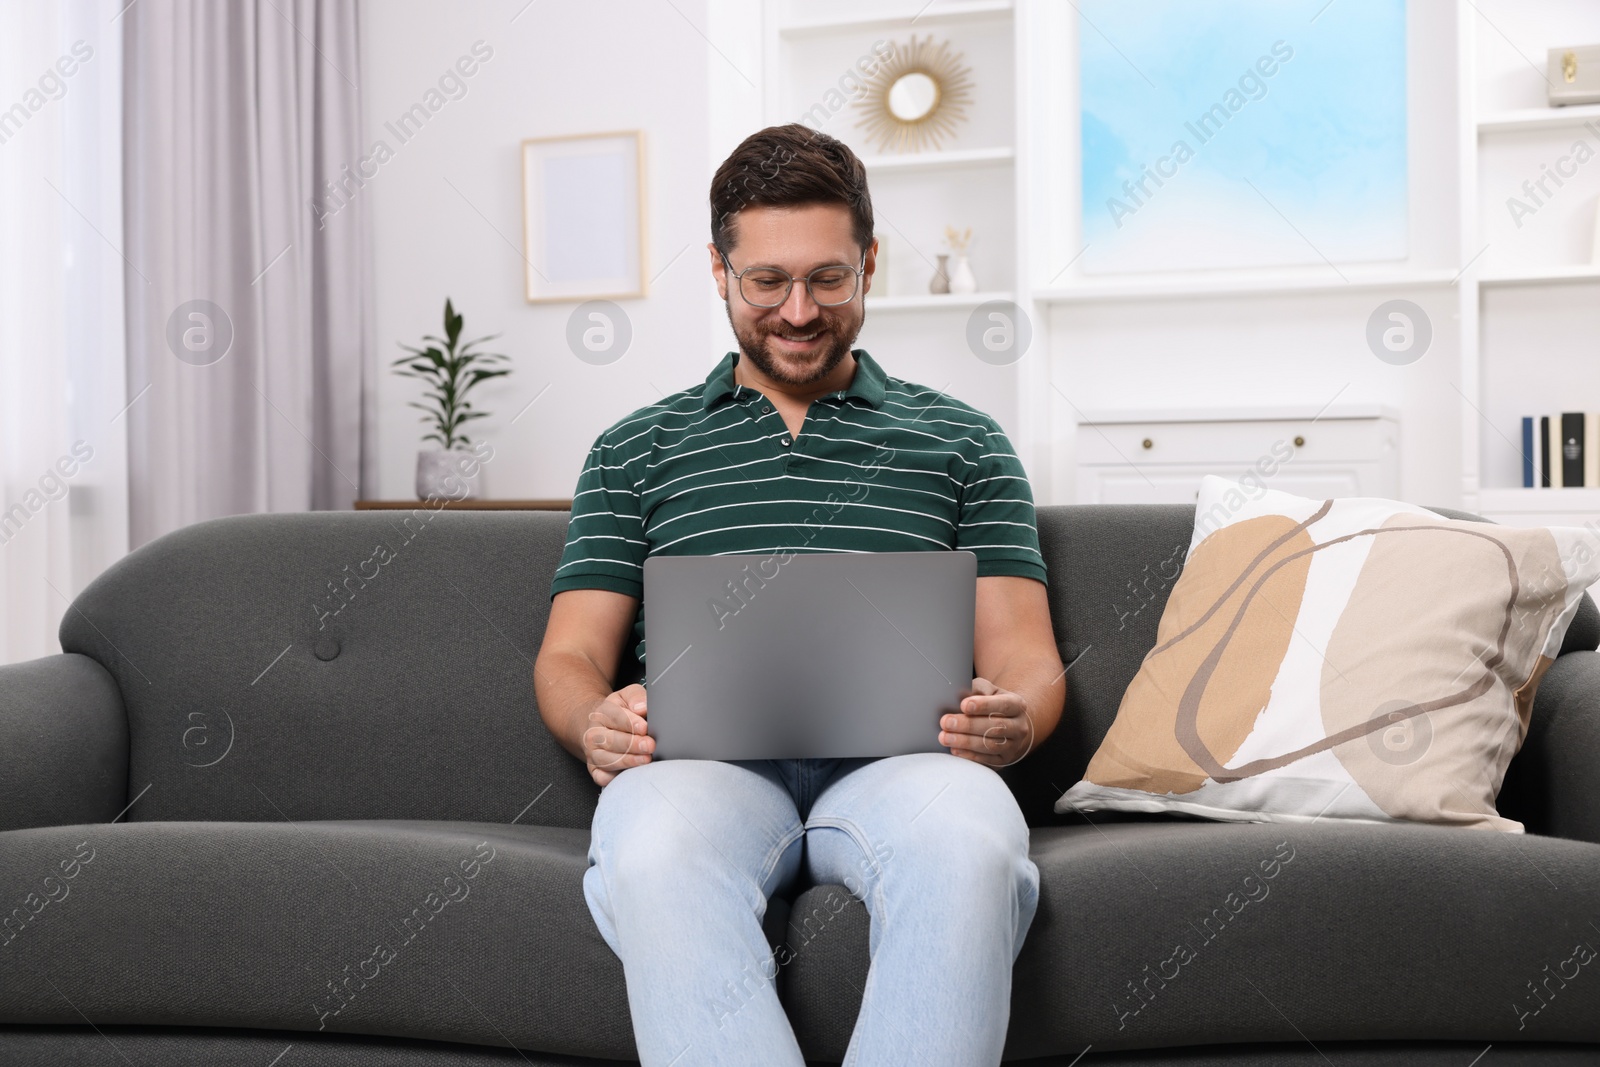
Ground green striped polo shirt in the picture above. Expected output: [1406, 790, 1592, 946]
[550, 348, 1047, 671]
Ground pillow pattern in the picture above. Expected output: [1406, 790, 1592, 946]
[1056, 475, 1600, 832]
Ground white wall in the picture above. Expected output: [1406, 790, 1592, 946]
[362, 0, 714, 501]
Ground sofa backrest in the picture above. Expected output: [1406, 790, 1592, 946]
[60, 510, 599, 829]
[60, 505, 1599, 830]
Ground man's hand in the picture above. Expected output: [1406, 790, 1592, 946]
[584, 683, 653, 787]
[939, 676, 1034, 768]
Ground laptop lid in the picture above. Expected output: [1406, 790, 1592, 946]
[642, 550, 976, 761]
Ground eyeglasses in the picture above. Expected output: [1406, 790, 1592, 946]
[720, 251, 866, 308]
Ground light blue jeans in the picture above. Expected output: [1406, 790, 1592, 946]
[582, 752, 1041, 1067]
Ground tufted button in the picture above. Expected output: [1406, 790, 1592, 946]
[313, 634, 341, 661]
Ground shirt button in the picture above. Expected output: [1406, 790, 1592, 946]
[762, 405, 772, 413]
[781, 437, 791, 448]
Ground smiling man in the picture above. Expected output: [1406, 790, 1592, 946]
[533, 123, 1066, 1067]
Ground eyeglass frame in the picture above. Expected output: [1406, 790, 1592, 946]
[718, 250, 868, 308]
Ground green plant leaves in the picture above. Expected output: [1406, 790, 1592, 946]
[392, 298, 513, 451]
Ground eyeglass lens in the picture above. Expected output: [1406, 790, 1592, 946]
[739, 265, 859, 307]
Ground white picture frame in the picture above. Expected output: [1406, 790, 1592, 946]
[521, 130, 647, 302]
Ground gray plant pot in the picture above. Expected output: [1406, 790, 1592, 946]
[415, 448, 482, 501]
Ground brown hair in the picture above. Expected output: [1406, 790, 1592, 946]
[708, 124, 873, 259]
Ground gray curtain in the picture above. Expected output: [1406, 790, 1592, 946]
[122, 0, 376, 549]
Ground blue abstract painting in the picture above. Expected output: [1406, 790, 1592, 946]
[1078, 0, 1408, 274]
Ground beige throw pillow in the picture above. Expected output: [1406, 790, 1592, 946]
[1056, 476, 1600, 832]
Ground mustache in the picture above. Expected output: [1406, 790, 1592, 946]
[766, 322, 832, 339]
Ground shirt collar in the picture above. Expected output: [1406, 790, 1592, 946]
[700, 349, 886, 411]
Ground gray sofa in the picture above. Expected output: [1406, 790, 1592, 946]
[3, 503, 1599, 1066]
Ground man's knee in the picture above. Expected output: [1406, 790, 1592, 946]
[591, 764, 675, 879]
[606, 823, 702, 899]
[904, 758, 1031, 870]
[591, 761, 767, 898]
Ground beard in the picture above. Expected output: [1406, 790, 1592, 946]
[726, 300, 865, 387]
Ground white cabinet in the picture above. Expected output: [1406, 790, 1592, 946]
[1074, 405, 1400, 505]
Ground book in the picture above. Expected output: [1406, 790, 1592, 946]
[1536, 415, 1548, 489]
[1522, 417, 1535, 488]
[1588, 413, 1600, 488]
[1524, 412, 1600, 486]
[1562, 412, 1585, 487]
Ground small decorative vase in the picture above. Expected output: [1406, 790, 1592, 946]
[416, 448, 482, 501]
[928, 253, 950, 294]
[949, 253, 977, 294]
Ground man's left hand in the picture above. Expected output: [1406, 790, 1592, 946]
[939, 676, 1034, 768]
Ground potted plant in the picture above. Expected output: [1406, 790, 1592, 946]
[392, 298, 511, 500]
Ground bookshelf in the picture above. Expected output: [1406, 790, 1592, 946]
[758, 0, 1030, 471]
[1033, 269, 1460, 305]
[773, 0, 1015, 39]
[858, 146, 1015, 173]
[1461, 0, 1600, 525]
[737, 0, 1600, 518]
[1476, 102, 1600, 133]
[864, 290, 1014, 311]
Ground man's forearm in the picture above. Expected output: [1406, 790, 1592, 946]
[534, 649, 615, 761]
[987, 650, 1067, 754]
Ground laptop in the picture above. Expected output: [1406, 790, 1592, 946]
[642, 550, 976, 760]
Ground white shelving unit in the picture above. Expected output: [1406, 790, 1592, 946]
[1476, 102, 1600, 132]
[1034, 269, 1461, 305]
[858, 146, 1015, 173]
[761, 0, 1028, 453]
[774, 0, 1015, 39]
[1460, 0, 1600, 529]
[746, 0, 1600, 517]
[1479, 264, 1600, 287]
[864, 290, 1014, 311]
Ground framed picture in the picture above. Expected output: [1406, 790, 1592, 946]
[521, 130, 647, 302]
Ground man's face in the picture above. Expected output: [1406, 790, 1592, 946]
[709, 203, 875, 388]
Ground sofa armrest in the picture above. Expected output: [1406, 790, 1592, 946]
[0, 654, 128, 832]
[1519, 649, 1600, 845]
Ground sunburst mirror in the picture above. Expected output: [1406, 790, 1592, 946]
[854, 34, 974, 154]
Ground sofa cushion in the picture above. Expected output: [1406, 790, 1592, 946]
[0, 1024, 625, 1065]
[2, 1028, 1599, 1066]
[780, 820, 1600, 1062]
[1057, 477, 1600, 831]
[1002, 504, 1600, 829]
[0, 819, 638, 1060]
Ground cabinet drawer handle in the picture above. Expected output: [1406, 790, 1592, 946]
[1293, 435, 1305, 447]
[1142, 437, 1153, 450]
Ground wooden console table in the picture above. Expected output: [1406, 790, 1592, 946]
[354, 499, 572, 511]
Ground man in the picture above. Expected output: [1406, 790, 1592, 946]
[534, 123, 1065, 1067]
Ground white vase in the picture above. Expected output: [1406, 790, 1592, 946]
[948, 253, 977, 294]
[415, 448, 483, 501]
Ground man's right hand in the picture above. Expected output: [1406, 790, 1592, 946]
[584, 683, 653, 787]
